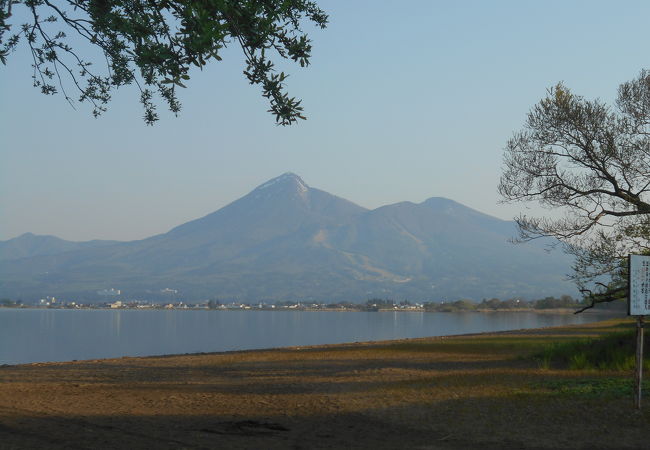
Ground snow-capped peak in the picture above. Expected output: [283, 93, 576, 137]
[255, 172, 309, 193]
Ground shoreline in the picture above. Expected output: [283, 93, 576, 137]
[0, 319, 650, 450]
[2, 310, 625, 368]
[1, 317, 647, 449]
[0, 305, 622, 314]
[0, 309, 623, 367]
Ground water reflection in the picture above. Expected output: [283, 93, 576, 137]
[0, 309, 620, 365]
[111, 311, 121, 337]
[39, 309, 55, 331]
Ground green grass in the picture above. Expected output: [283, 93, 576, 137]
[533, 330, 650, 371]
[535, 377, 650, 398]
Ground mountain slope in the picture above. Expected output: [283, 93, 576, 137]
[0, 174, 574, 301]
[0, 233, 118, 261]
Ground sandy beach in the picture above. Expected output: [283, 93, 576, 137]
[1, 318, 648, 449]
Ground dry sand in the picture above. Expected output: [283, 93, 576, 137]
[1, 319, 648, 449]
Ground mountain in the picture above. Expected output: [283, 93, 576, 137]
[0, 173, 574, 302]
[0, 233, 118, 261]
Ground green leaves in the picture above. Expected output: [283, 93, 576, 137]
[1, 0, 328, 125]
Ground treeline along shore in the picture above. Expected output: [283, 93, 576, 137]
[0, 294, 626, 313]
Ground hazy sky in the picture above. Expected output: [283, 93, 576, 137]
[1, 1, 648, 241]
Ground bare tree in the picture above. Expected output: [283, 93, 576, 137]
[499, 70, 650, 311]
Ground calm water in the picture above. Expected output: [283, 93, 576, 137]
[0, 309, 614, 365]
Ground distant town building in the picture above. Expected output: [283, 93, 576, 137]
[40, 296, 56, 306]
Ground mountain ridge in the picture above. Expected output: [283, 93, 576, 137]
[0, 173, 574, 302]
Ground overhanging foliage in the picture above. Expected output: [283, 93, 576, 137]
[0, 0, 327, 124]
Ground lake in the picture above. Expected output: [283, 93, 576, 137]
[0, 308, 616, 365]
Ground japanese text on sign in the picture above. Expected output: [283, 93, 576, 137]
[629, 254, 650, 316]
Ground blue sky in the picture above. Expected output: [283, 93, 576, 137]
[1, 0, 648, 241]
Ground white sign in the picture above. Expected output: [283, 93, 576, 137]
[629, 254, 650, 315]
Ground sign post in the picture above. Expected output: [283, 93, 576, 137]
[628, 254, 649, 410]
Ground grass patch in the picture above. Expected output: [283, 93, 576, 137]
[535, 377, 650, 398]
[533, 330, 650, 371]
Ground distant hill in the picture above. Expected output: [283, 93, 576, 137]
[0, 233, 118, 261]
[0, 173, 575, 302]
